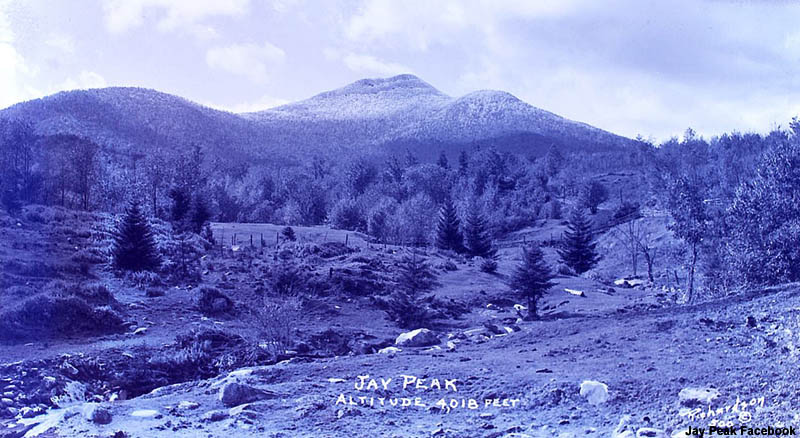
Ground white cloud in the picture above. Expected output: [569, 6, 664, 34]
[206, 42, 286, 83]
[0, 0, 35, 109]
[57, 71, 108, 91]
[342, 53, 411, 76]
[203, 94, 290, 113]
[101, 0, 249, 36]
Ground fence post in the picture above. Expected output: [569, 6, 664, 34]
[250, 234, 253, 247]
[260, 233, 264, 247]
[345, 234, 349, 247]
[276, 231, 279, 247]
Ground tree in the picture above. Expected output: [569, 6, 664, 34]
[665, 176, 709, 302]
[580, 181, 609, 214]
[435, 199, 464, 253]
[509, 246, 555, 320]
[458, 150, 469, 177]
[113, 200, 162, 272]
[558, 209, 600, 274]
[437, 151, 449, 169]
[282, 226, 296, 241]
[726, 127, 800, 286]
[67, 136, 100, 210]
[385, 250, 438, 328]
[464, 204, 496, 258]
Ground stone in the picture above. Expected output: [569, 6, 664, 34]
[378, 346, 402, 355]
[579, 380, 609, 405]
[395, 328, 440, 347]
[218, 382, 276, 407]
[201, 410, 228, 422]
[83, 404, 113, 424]
[637, 428, 668, 438]
[612, 415, 634, 438]
[678, 387, 720, 407]
[178, 401, 200, 410]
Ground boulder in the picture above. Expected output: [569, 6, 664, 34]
[395, 329, 440, 347]
[201, 410, 228, 422]
[579, 380, 609, 405]
[83, 403, 112, 424]
[678, 387, 719, 407]
[218, 382, 276, 407]
[378, 346, 402, 355]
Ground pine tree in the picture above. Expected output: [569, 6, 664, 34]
[464, 205, 496, 258]
[509, 246, 555, 320]
[113, 200, 161, 272]
[386, 250, 438, 328]
[458, 150, 469, 176]
[435, 199, 463, 252]
[437, 151, 449, 169]
[558, 209, 600, 274]
[282, 226, 296, 241]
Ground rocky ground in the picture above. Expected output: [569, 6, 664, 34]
[1, 206, 799, 437]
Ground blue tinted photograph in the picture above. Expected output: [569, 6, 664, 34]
[0, 1, 798, 437]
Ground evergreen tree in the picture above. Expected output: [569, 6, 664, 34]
[558, 209, 600, 274]
[509, 246, 555, 319]
[385, 250, 438, 328]
[437, 151, 449, 169]
[282, 226, 296, 241]
[458, 150, 469, 176]
[464, 205, 495, 258]
[435, 199, 463, 252]
[113, 200, 161, 272]
[189, 195, 211, 233]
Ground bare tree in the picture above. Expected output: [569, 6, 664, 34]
[67, 137, 100, 210]
[612, 219, 657, 283]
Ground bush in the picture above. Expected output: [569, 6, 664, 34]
[146, 287, 166, 298]
[256, 297, 300, 359]
[0, 294, 125, 343]
[328, 198, 364, 231]
[281, 226, 297, 241]
[480, 257, 498, 274]
[383, 292, 434, 329]
[196, 287, 233, 316]
[266, 257, 306, 297]
[112, 200, 161, 272]
[50, 282, 116, 306]
[125, 270, 163, 289]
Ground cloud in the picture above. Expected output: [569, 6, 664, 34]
[0, 0, 35, 109]
[341, 53, 411, 76]
[101, 0, 249, 36]
[57, 71, 108, 91]
[45, 33, 76, 55]
[203, 94, 290, 113]
[206, 42, 286, 83]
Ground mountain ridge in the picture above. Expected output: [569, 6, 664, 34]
[0, 74, 636, 163]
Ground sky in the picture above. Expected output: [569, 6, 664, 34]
[1, 0, 799, 141]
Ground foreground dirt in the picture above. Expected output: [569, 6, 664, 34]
[6, 283, 799, 438]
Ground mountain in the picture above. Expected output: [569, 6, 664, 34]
[0, 74, 635, 164]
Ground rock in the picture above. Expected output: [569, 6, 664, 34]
[565, 288, 585, 297]
[131, 327, 147, 336]
[178, 401, 200, 410]
[678, 387, 719, 407]
[579, 380, 609, 405]
[746, 315, 757, 328]
[201, 410, 228, 422]
[446, 341, 457, 351]
[637, 428, 668, 438]
[130, 409, 158, 417]
[612, 415, 634, 438]
[395, 329, 440, 347]
[61, 362, 79, 376]
[0, 398, 12, 406]
[83, 403, 112, 424]
[378, 346, 402, 355]
[483, 323, 505, 335]
[218, 382, 276, 407]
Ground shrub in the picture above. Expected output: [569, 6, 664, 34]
[266, 257, 306, 297]
[480, 257, 498, 274]
[125, 270, 163, 289]
[146, 287, 166, 298]
[256, 297, 300, 359]
[558, 209, 600, 274]
[385, 250, 438, 328]
[196, 287, 233, 316]
[0, 294, 125, 342]
[281, 226, 297, 241]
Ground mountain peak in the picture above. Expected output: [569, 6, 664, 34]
[318, 74, 443, 98]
